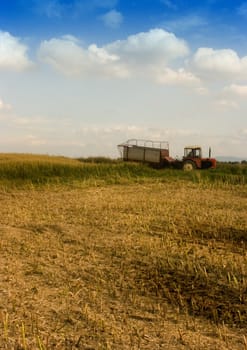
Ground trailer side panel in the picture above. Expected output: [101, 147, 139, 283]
[123, 145, 162, 163]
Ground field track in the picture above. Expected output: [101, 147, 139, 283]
[0, 155, 246, 349]
[0, 176, 246, 349]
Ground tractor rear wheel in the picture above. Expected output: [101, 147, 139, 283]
[183, 161, 195, 171]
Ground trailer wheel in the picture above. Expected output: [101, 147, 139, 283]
[183, 161, 195, 171]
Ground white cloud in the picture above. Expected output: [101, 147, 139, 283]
[61, 34, 80, 44]
[240, 128, 247, 136]
[195, 86, 209, 95]
[214, 83, 247, 111]
[0, 99, 12, 111]
[25, 134, 47, 145]
[216, 99, 239, 110]
[192, 47, 247, 79]
[106, 28, 189, 65]
[223, 84, 247, 97]
[38, 36, 88, 75]
[36, 29, 247, 92]
[155, 67, 200, 86]
[38, 36, 129, 78]
[88, 44, 119, 64]
[100, 9, 123, 28]
[38, 29, 190, 83]
[0, 31, 33, 71]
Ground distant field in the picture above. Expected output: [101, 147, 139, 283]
[0, 154, 246, 349]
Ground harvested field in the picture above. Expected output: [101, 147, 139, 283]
[0, 175, 246, 349]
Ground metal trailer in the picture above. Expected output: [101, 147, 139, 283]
[118, 139, 172, 166]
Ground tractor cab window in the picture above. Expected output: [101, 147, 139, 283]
[194, 148, 201, 158]
[184, 148, 201, 158]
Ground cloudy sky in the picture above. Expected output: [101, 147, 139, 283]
[0, 0, 247, 159]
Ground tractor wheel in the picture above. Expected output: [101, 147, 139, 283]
[183, 161, 195, 171]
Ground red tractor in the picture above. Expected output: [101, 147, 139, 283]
[182, 146, 216, 171]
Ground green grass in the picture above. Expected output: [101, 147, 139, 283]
[0, 154, 246, 187]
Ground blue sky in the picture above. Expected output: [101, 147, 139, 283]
[0, 0, 247, 158]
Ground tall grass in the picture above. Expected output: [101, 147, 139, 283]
[0, 155, 160, 186]
[0, 154, 246, 187]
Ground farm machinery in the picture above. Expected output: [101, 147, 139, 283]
[118, 139, 216, 170]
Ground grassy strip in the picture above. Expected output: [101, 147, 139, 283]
[0, 154, 246, 187]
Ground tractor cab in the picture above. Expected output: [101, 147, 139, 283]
[183, 145, 216, 170]
[184, 146, 202, 159]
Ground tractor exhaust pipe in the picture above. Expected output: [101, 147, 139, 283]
[209, 147, 211, 158]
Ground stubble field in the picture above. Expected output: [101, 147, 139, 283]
[0, 154, 246, 349]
